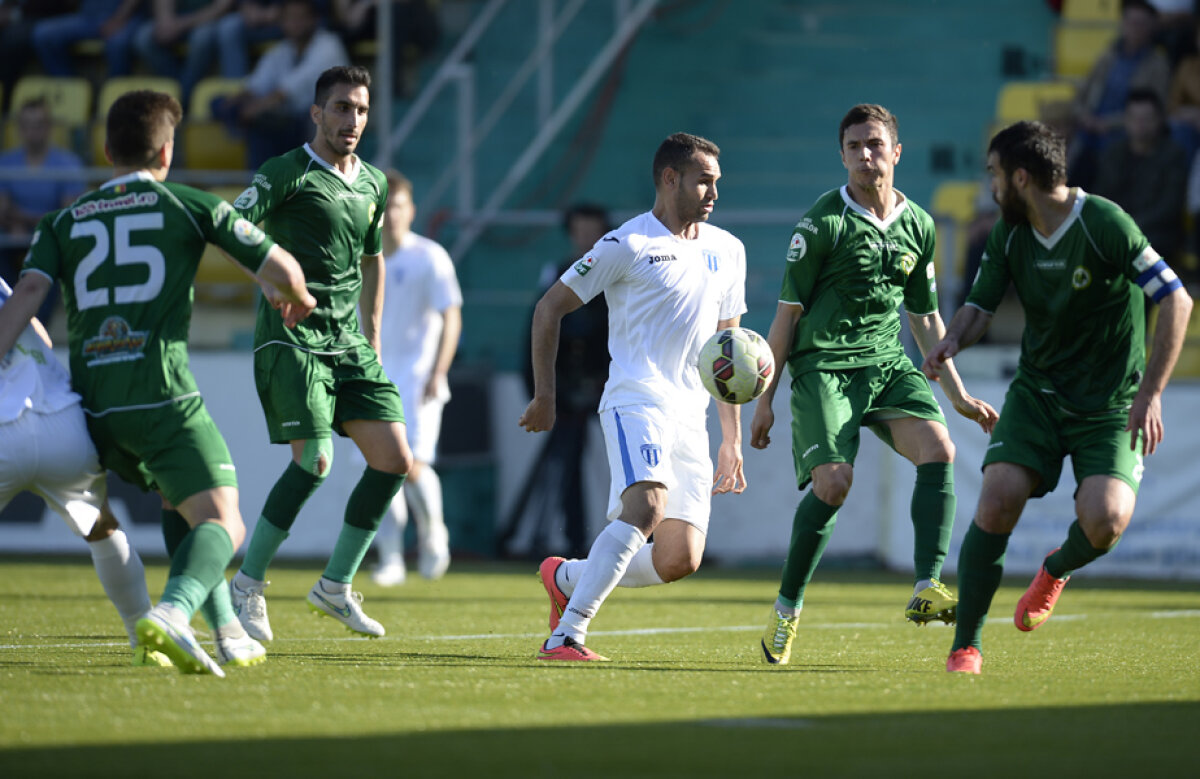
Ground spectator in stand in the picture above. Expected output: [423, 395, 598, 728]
[31, 0, 146, 78]
[1069, 0, 1170, 190]
[0, 97, 86, 323]
[1167, 18, 1200, 165]
[211, 0, 347, 168]
[133, 1, 236, 105]
[1148, 0, 1196, 68]
[331, 0, 439, 90]
[1095, 88, 1188, 266]
[0, 2, 74, 112]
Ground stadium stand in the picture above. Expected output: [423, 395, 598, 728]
[994, 80, 1077, 124]
[1061, 0, 1121, 24]
[183, 77, 247, 170]
[1054, 23, 1120, 79]
[4, 76, 91, 153]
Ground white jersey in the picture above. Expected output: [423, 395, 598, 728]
[377, 232, 463, 399]
[561, 211, 747, 418]
[0, 278, 81, 424]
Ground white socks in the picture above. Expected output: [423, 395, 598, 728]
[406, 467, 446, 549]
[87, 530, 151, 647]
[557, 542, 665, 597]
[550, 521, 645, 647]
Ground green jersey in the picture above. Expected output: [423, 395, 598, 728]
[22, 171, 274, 416]
[233, 145, 387, 354]
[780, 186, 939, 377]
[968, 190, 1168, 415]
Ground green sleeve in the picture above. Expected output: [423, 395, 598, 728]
[965, 220, 1012, 313]
[184, 187, 275, 273]
[1088, 197, 1151, 281]
[779, 213, 833, 307]
[232, 158, 294, 224]
[21, 212, 64, 283]
[903, 210, 939, 315]
[363, 170, 387, 257]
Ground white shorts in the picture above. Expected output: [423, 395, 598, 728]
[0, 405, 106, 536]
[400, 391, 446, 465]
[599, 404, 712, 533]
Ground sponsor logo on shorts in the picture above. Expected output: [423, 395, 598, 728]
[803, 443, 818, 458]
[219, 464, 236, 472]
[282, 420, 301, 427]
[640, 443, 661, 467]
[987, 442, 1004, 450]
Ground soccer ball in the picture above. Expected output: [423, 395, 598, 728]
[697, 327, 774, 404]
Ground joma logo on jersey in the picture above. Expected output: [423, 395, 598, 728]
[647, 254, 678, 265]
[1036, 259, 1067, 271]
[82, 316, 148, 367]
[640, 444, 661, 467]
[866, 240, 902, 252]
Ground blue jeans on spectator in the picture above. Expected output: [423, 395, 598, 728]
[32, 7, 143, 78]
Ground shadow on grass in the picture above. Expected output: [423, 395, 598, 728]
[2, 701, 1195, 778]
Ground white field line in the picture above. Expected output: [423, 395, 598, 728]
[1, 610, 1197, 652]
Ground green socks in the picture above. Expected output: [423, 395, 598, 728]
[777, 491, 839, 608]
[952, 522, 1010, 651]
[160, 522, 235, 620]
[161, 509, 236, 630]
[911, 462, 955, 582]
[240, 462, 326, 580]
[1045, 520, 1113, 578]
[323, 467, 407, 583]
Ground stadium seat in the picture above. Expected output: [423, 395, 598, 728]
[5, 76, 92, 151]
[1054, 24, 1118, 79]
[90, 77, 182, 164]
[1061, 0, 1120, 23]
[931, 180, 981, 225]
[995, 80, 1077, 124]
[195, 186, 258, 303]
[183, 78, 247, 170]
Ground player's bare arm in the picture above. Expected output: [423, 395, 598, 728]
[909, 310, 998, 434]
[713, 316, 747, 494]
[519, 281, 583, 433]
[360, 252, 385, 357]
[0, 272, 51, 357]
[425, 304, 462, 401]
[1126, 286, 1193, 455]
[750, 301, 803, 450]
[921, 304, 993, 380]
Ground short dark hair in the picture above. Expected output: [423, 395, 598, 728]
[1126, 86, 1164, 116]
[988, 120, 1067, 191]
[652, 132, 720, 187]
[18, 96, 50, 116]
[562, 202, 611, 233]
[384, 168, 413, 198]
[314, 65, 371, 109]
[106, 90, 182, 167]
[839, 103, 899, 147]
[1123, 0, 1157, 19]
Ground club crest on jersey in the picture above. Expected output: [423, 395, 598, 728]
[574, 256, 596, 276]
[640, 444, 661, 467]
[82, 316, 147, 367]
[703, 251, 720, 273]
[233, 186, 258, 210]
[1072, 266, 1092, 290]
[899, 253, 917, 277]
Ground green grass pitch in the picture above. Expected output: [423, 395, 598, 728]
[1, 556, 1197, 777]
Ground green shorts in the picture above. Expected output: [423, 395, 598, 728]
[790, 358, 946, 489]
[86, 394, 238, 507]
[254, 344, 406, 444]
[984, 374, 1143, 498]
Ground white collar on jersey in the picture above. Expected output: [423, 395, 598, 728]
[839, 185, 909, 231]
[99, 170, 156, 190]
[303, 143, 362, 184]
[1031, 188, 1087, 249]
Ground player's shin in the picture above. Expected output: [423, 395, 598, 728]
[951, 522, 1010, 651]
[778, 491, 838, 608]
[324, 467, 406, 583]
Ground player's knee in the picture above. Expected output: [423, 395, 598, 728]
[656, 549, 702, 582]
[975, 491, 1022, 533]
[298, 439, 334, 477]
[812, 467, 852, 506]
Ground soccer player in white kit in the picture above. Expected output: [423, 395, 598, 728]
[371, 170, 462, 584]
[0, 277, 169, 667]
[520, 132, 749, 661]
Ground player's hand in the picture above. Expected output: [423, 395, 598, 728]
[519, 395, 555, 433]
[262, 282, 316, 328]
[712, 441, 746, 495]
[749, 401, 774, 450]
[1125, 390, 1163, 455]
[921, 338, 959, 381]
[951, 393, 999, 435]
[424, 372, 448, 402]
